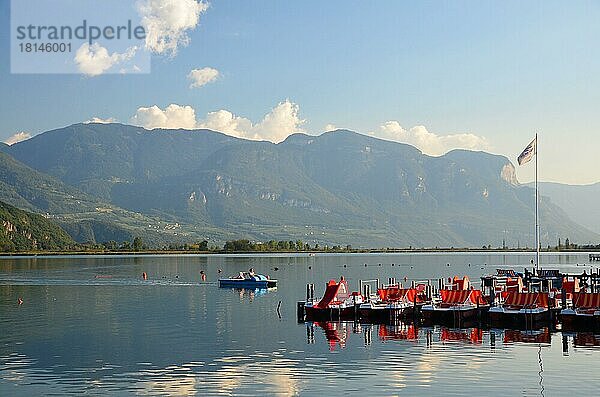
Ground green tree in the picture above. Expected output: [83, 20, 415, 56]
[133, 237, 143, 251]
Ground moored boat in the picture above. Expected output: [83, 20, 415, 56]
[359, 285, 426, 323]
[303, 277, 364, 321]
[489, 292, 550, 328]
[421, 288, 488, 326]
[560, 292, 600, 331]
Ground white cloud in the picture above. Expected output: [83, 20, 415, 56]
[197, 109, 252, 137]
[130, 104, 197, 130]
[188, 67, 219, 88]
[250, 100, 305, 142]
[85, 117, 117, 124]
[198, 100, 304, 143]
[137, 0, 209, 55]
[324, 124, 337, 131]
[372, 121, 490, 156]
[4, 131, 31, 145]
[74, 43, 137, 76]
[130, 100, 304, 143]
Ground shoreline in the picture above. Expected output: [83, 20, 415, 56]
[1, 248, 599, 257]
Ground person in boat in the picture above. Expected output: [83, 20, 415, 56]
[249, 268, 255, 276]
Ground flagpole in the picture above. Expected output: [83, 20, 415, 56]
[535, 132, 539, 272]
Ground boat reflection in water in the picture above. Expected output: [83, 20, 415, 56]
[378, 323, 419, 342]
[304, 321, 600, 354]
[306, 321, 352, 350]
[222, 287, 275, 302]
[498, 327, 551, 344]
[306, 321, 420, 349]
[561, 332, 600, 355]
[572, 332, 600, 347]
[437, 327, 483, 344]
[306, 321, 493, 348]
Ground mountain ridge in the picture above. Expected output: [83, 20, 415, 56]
[3, 123, 598, 247]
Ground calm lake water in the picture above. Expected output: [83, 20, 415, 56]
[1, 252, 599, 396]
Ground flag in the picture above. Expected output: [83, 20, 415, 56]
[517, 137, 537, 165]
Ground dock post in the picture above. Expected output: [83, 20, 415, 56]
[364, 325, 372, 346]
[413, 293, 417, 322]
[297, 301, 306, 322]
[562, 333, 569, 355]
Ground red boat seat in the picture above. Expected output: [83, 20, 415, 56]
[572, 292, 600, 311]
[377, 287, 423, 303]
[440, 289, 471, 306]
[503, 292, 549, 309]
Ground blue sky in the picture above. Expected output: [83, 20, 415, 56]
[1, 0, 599, 184]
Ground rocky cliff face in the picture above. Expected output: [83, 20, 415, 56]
[0, 201, 75, 251]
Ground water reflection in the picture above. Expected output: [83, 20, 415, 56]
[572, 332, 600, 347]
[309, 322, 351, 350]
[2, 254, 600, 396]
[499, 328, 551, 345]
[304, 321, 585, 350]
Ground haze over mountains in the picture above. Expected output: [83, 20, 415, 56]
[531, 182, 600, 235]
[1, 123, 597, 248]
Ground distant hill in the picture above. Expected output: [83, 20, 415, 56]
[4, 123, 598, 248]
[528, 182, 600, 236]
[0, 151, 101, 214]
[0, 151, 209, 245]
[0, 200, 75, 251]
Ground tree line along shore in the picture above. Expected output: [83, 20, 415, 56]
[2, 237, 600, 256]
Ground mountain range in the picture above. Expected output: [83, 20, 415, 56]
[529, 182, 600, 235]
[1, 123, 597, 248]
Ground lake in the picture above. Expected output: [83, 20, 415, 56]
[1, 252, 599, 396]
